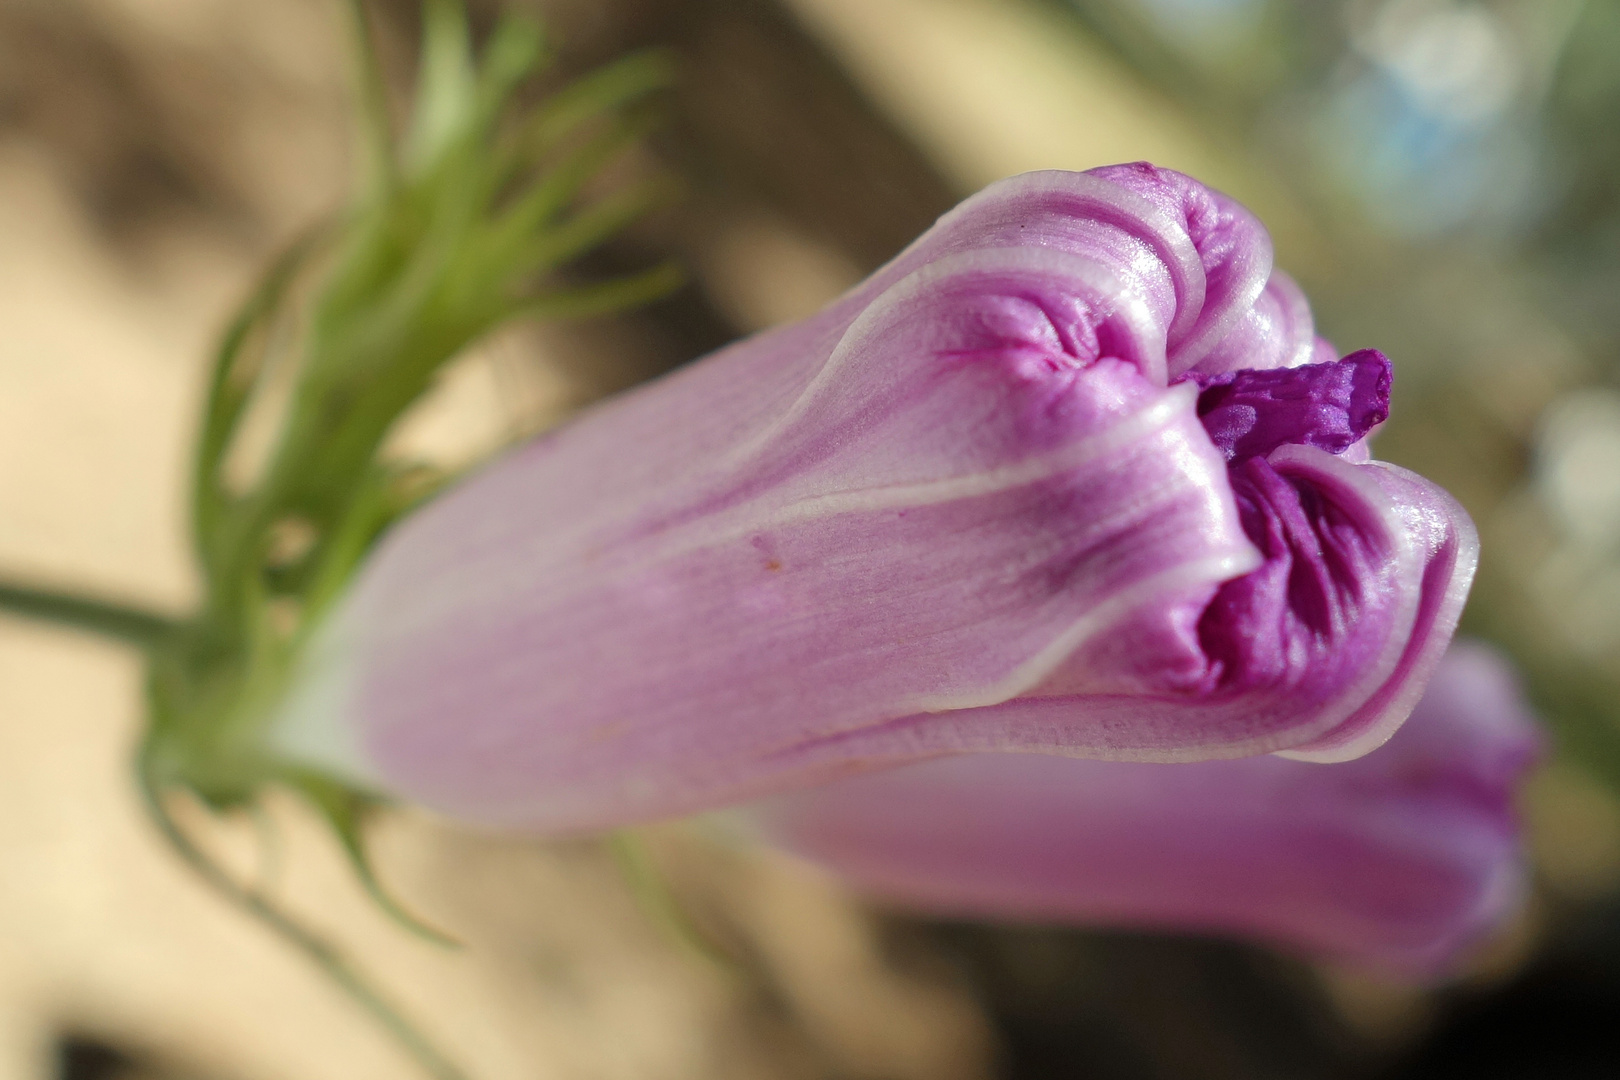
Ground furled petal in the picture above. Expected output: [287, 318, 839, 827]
[1195, 349, 1391, 462]
[268, 165, 1476, 831]
[1084, 162, 1273, 375]
[739, 439, 1475, 772]
[1192, 269, 1337, 377]
[748, 642, 1542, 974]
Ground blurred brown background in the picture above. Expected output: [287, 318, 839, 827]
[3, 0, 1620, 1078]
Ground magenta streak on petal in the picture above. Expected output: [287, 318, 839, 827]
[748, 642, 1542, 975]
[1086, 162, 1273, 375]
[266, 165, 1479, 832]
[723, 445, 1443, 776]
[1278, 463, 1478, 761]
[1199, 457, 1384, 688]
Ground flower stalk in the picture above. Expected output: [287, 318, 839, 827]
[0, 1, 678, 1075]
[0, 580, 177, 649]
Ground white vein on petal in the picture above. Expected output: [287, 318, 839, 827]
[880, 448, 1435, 765]
[266, 380, 1226, 770]
[519, 382, 1213, 608]
[872, 170, 1208, 349]
[724, 245, 1170, 473]
[897, 549, 1265, 716]
[1165, 197, 1274, 376]
[756, 382, 1200, 529]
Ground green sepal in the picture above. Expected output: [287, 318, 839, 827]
[405, 0, 479, 170]
[607, 830, 736, 972]
[513, 49, 677, 162]
[191, 228, 328, 584]
[297, 774, 463, 949]
[135, 740, 470, 1080]
[341, 0, 398, 199]
[511, 261, 686, 322]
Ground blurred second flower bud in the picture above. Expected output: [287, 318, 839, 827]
[749, 641, 1542, 974]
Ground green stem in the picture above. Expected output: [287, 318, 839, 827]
[0, 580, 177, 648]
[138, 761, 470, 1080]
[342, 0, 398, 199]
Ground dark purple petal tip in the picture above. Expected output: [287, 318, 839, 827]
[1195, 349, 1393, 462]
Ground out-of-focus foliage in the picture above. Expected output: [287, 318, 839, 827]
[1057, 0, 1589, 236]
[1537, 0, 1620, 349]
[1051, 0, 1620, 798]
[136, 3, 678, 1076]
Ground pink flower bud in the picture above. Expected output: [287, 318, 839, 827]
[751, 642, 1541, 974]
[271, 165, 1477, 832]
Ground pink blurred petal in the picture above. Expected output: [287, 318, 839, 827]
[750, 642, 1542, 975]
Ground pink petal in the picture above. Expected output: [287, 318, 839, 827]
[750, 642, 1541, 974]
[268, 166, 1477, 832]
